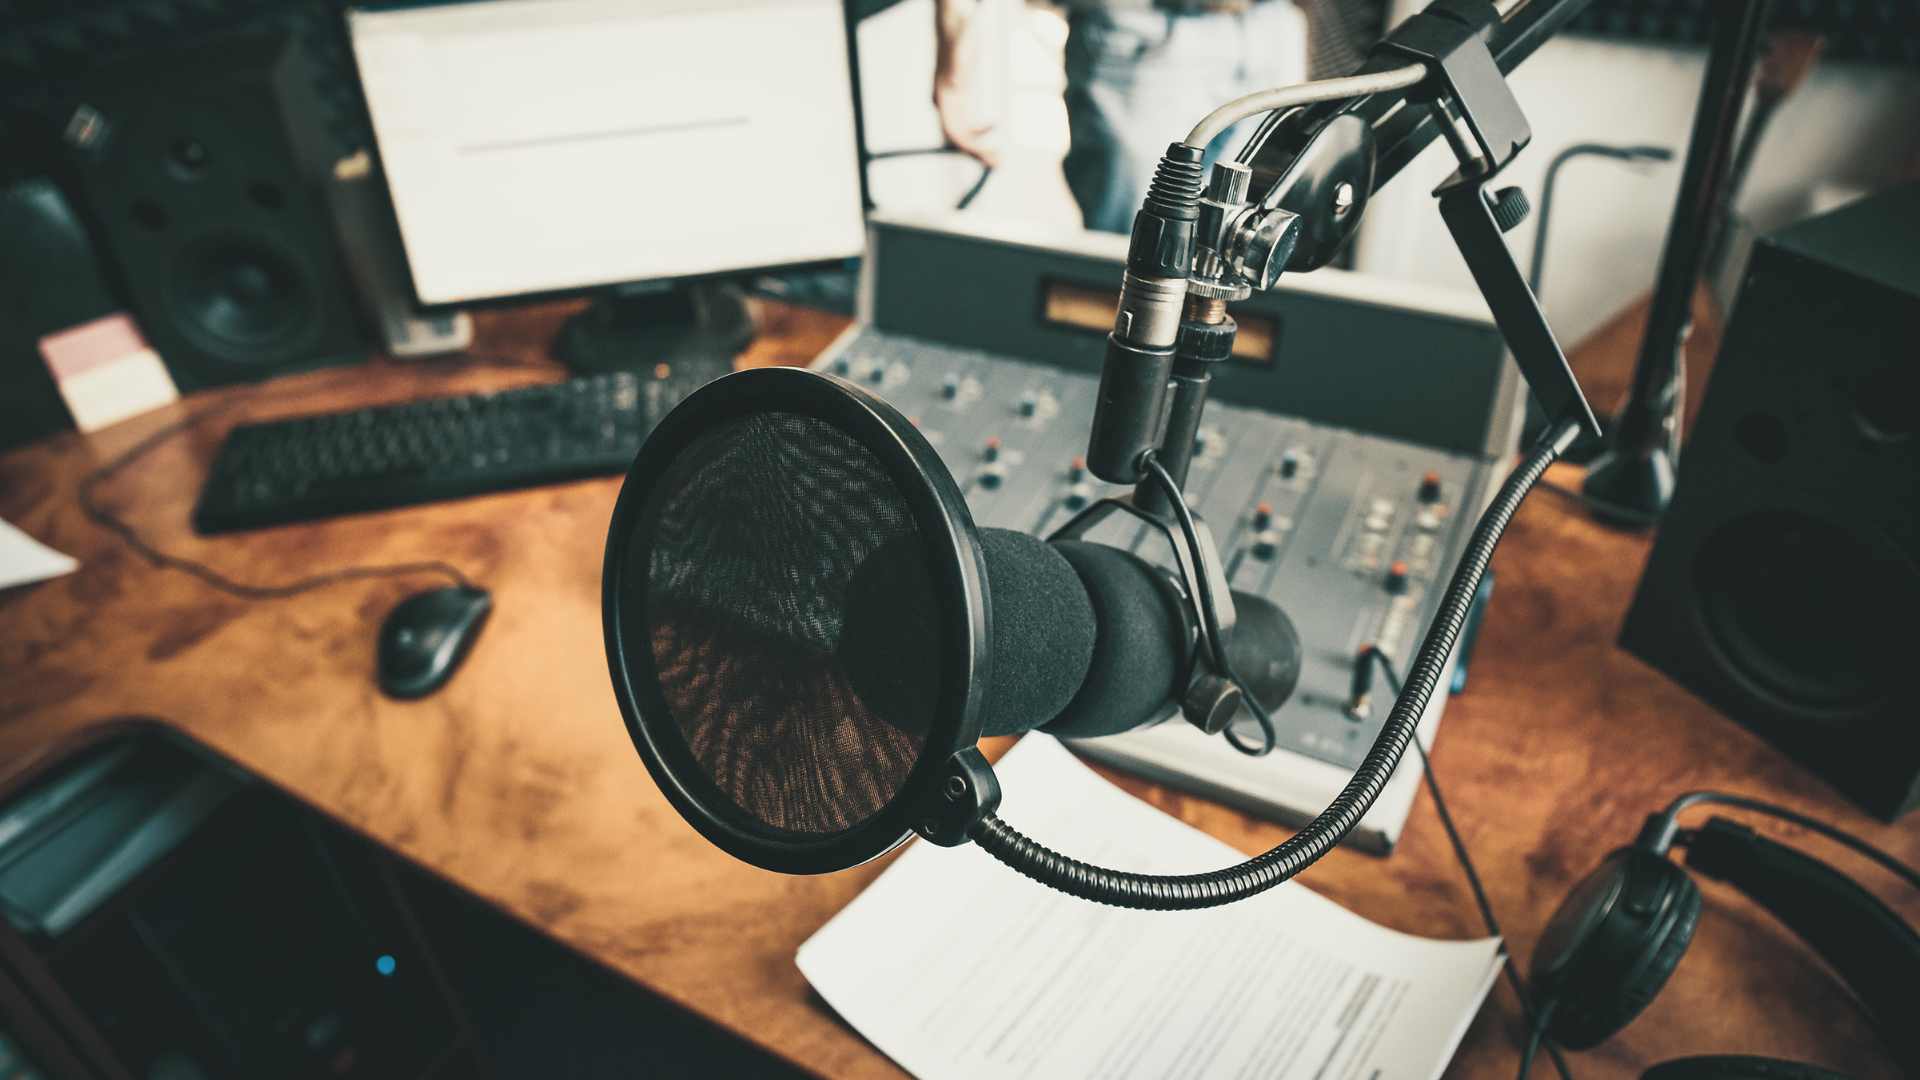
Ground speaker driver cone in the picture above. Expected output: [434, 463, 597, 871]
[170, 234, 317, 359]
[1695, 511, 1914, 715]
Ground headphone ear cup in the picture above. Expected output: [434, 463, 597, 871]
[1621, 870, 1700, 1018]
[1531, 848, 1701, 1049]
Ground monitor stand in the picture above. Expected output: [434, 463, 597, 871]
[554, 280, 755, 376]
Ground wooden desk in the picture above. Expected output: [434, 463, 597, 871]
[2, 296, 1913, 1079]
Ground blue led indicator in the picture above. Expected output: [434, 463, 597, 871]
[375, 954, 397, 977]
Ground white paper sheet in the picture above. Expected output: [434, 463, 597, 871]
[0, 518, 77, 591]
[798, 736, 1502, 1080]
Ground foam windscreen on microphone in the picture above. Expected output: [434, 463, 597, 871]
[977, 529, 1101, 736]
[1046, 540, 1192, 738]
[840, 528, 1097, 739]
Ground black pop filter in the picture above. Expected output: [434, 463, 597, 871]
[604, 367, 1001, 874]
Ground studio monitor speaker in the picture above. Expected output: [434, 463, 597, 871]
[1621, 183, 1920, 820]
[59, 30, 367, 391]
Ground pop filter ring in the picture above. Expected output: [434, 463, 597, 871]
[602, 367, 997, 874]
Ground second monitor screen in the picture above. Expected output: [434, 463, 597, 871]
[350, 0, 867, 307]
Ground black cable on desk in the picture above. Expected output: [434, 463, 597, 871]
[1363, 647, 1576, 1080]
[79, 405, 474, 601]
[1141, 454, 1277, 758]
[1518, 1002, 1556, 1080]
[1647, 790, 1920, 890]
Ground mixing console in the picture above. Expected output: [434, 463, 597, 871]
[821, 213, 1518, 850]
[819, 337, 1489, 777]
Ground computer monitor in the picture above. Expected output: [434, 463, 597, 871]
[346, 0, 867, 371]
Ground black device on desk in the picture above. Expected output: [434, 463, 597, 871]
[343, 0, 866, 374]
[0, 726, 803, 1079]
[191, 370, 681, 533]
[1620, 183, 1920, 822]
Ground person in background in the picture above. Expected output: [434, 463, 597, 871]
[935, 0, 1310, 233]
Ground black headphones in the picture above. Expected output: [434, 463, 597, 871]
[1528, 792, 1920, 1079]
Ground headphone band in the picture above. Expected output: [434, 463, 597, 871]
[1637, 790, 1920, 892]
[1679, 816, 1920, 1077]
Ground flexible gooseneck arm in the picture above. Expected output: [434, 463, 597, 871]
[973, 419, 1580, 907]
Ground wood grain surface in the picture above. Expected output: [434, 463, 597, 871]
[2, 293, 1913, 1079]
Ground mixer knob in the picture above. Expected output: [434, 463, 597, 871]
[977, 465, 1005, 490]
[1278, 449, 1306, 480]
[982, 437, 1001, 463]
[867, 364, 887, 385]
[1251, 500, 1273, 530]
[1418, 471, 1442, 504]
[941, 375, 960, 401]
[1251, 533, 1278, 561]
[1385, 560, 1410, 595]
[1062, 484, 1090, 511]
[1017, 393, 1038, 418]
[1067, 455, 1086, 483]
[831, 357, 851, 376]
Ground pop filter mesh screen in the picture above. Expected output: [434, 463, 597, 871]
[637, 411, 939, 837]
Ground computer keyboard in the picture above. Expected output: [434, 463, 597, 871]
[194, 371, 678, 533]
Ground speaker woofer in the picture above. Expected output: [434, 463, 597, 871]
[1695, 511, 1913, 716]
[169, 233, 318, 359]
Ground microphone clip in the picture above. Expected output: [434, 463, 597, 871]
[911, 748, 1003, 849]
[1047, 485, 1245, 738]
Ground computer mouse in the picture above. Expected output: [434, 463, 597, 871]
[376, 586, 492, 699]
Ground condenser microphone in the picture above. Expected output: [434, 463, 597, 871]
[1085, 144, 1207, 484]
[603, 365, 1296, 875]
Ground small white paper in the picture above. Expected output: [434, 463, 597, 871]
[39, 313, 179, 433]
[0, 518, 78, 591]
[798, 736, 1502, 1080]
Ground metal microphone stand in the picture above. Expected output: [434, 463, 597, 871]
[1519, 142, 1675, 457]
[1580, 0, 1774, 528]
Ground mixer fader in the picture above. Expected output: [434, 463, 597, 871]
[819, 213, 1519, 850]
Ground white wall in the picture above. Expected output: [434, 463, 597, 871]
[1352, 26, 1920, 345]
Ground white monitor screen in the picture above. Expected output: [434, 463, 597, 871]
[348, 0, 866, 306]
